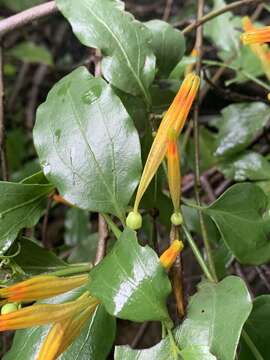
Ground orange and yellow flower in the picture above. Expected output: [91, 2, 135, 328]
[132, 73, 200, 213]
[242, 17, 270, 80]
[0, 274, 88, 303]
[241, 24, 270, 45]
[0, 274, 99, 360]
[160, 240, 184, 270]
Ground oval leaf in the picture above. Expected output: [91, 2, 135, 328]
[56, 0, 155, 101]
[33, 67, 142, 218]
[214, 102, 270, 158]
[89, 228, 171, 322]
[175, 276, 252, 360]
[203, 183, 270, 265]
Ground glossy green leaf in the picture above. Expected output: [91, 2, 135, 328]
[11, 237, 66, 275]
[33, 67, 142, 218]
[115, 342, 216, 360]
[64, 208, 90, 247]
[203, 183, 270, 264]
[218, 151, 270, 181]
[56, 0, 155, 101]
[9, 41, 53, 66]
[204, 0, 239, 54]
[145, 20, 185, 77]
[239, 295, 270, 360]
[180, 346, 217, 360]
[4, 287, 115, 360]
[214, 102, 270, 158]
[175, 276, 252, 360]
[0, 181, 53, 254]
[89, 228, 171, 322]
[114, 338, 171, 360]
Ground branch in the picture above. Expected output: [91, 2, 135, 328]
[182, 0, 263, 35]
[0, 1, 58, 38]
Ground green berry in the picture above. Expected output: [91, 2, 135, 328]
[1, 303, 18, 315]
[126, 211, 142, 230]
[171, 212, 183, 226]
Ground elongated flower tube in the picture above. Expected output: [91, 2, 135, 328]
[160, 240, 184, 270]
[37, 299, 99, 360]
[242, 24, 270, 45]
[167, 129, 181, 213]
[242, 17, 270, 80]
[0, 274, 88, 303]
[132, 73, 200, 214]
[0, 291, 93, 331]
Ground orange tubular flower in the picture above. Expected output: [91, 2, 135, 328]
[167, 129, 181, 213]
[0, 274, 88, 303]
[37, 299, 98, 360]
[160, 240, 184, 270]
[242, 17, 270, 80]
[241, 24, 270, 45]
[0, 274, 99, 360]
[133, 73, 200, 213]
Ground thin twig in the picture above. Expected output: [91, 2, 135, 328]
[163, 0, 174, 21]
[193, 0, 218, 282]
[0, 1, 58, 38]
[0, 45, 8, 180]
[182, 0, 263, 34]
[131, 322, 150, 348]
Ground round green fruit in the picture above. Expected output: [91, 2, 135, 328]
[170, 212, 183, 226]
[126, 211, 142, 230]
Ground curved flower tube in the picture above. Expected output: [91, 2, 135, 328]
[0, 274, 88, 303]
[0, 274, 99, 360]
[242, 17, 270, 80]
[241, 24, 270, 45]
[132, 73, 200, 213]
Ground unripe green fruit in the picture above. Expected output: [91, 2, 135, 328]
[1, 303, 18, 315]
[126, 211, 142, 230]
[171, 212, 183, 226]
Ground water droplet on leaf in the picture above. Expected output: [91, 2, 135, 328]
[43, 163, 51, 175]
[55, 129, 61, 141]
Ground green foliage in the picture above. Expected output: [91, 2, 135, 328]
[176, 276, 252, 360]
[218, 151, 270, 181]
[213, 102, 270, 158]
[203, 183, 270, 265]
[4, 288, 115, 360]
[33, 67, 142, 218]
[204, 0, 239, 54]
[89, 228, 171, 323]
[145, 20, 185, 77]
[56, 0, 155, 102]
[239, 295, 270, 359]
[12, 237, 66, 275]
[0, 0, 43, 11]
[0, 180, 53, 254]
[9, 41, 53, 66]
